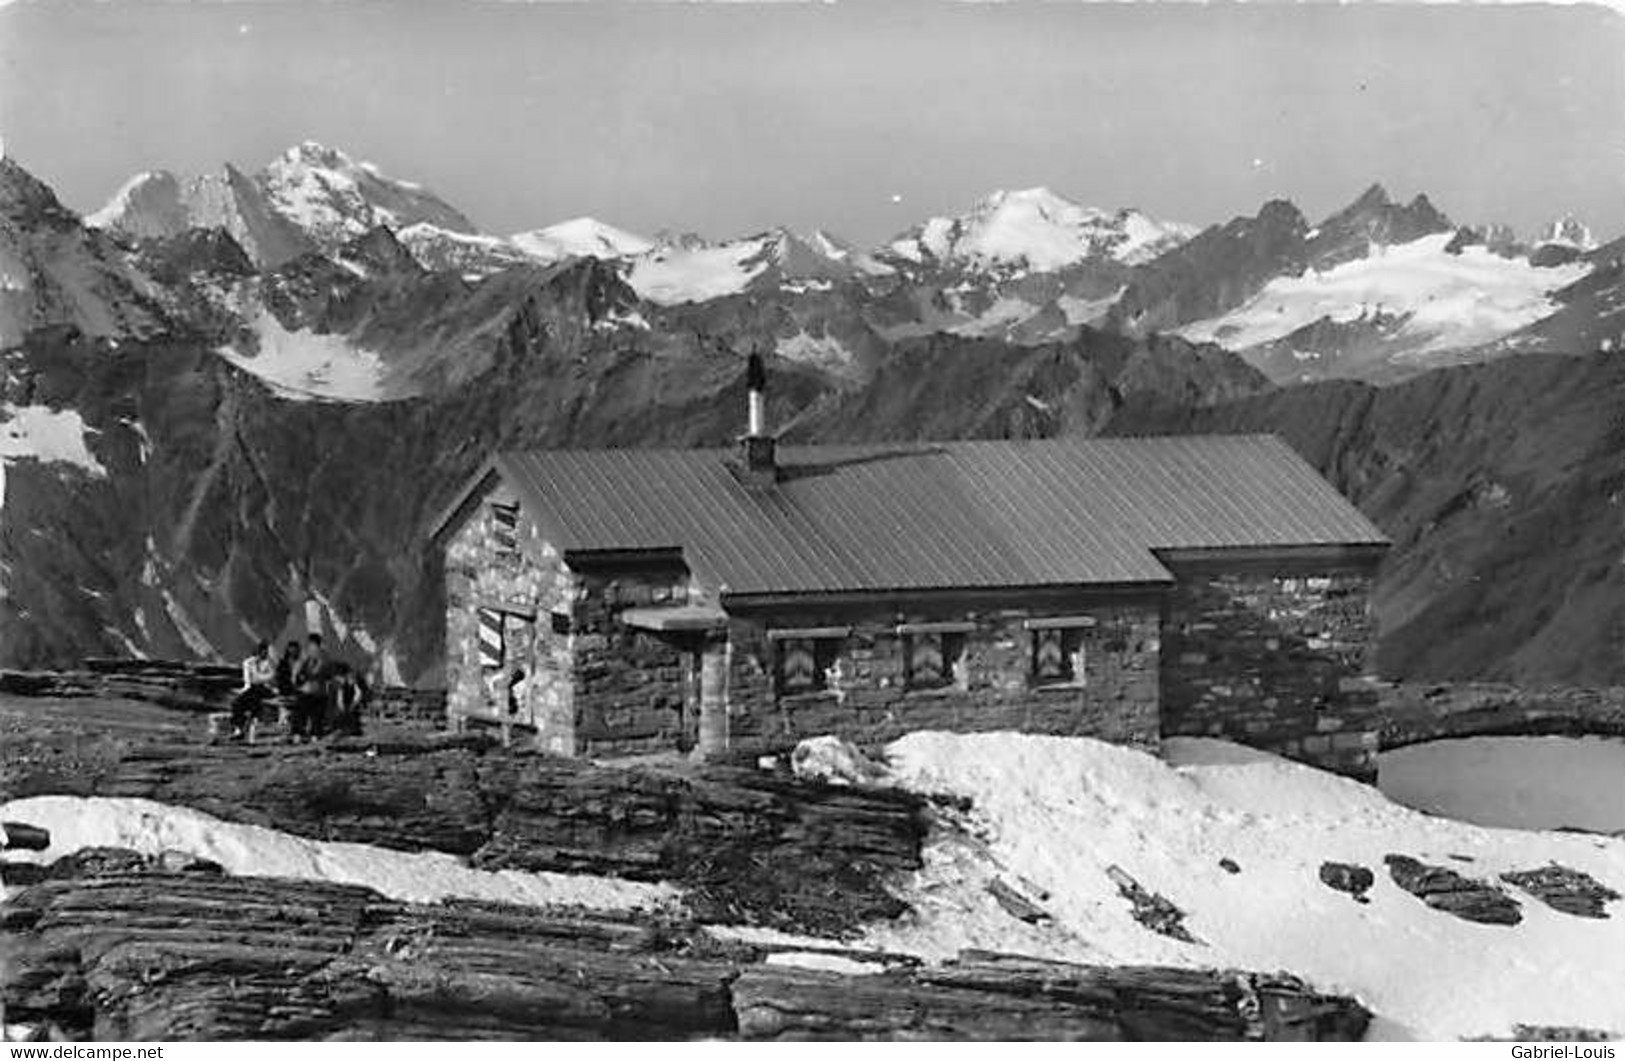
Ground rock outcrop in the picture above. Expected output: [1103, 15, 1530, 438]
[0, 734, 928, 936]
[1500, 865, 1621, 920]
[0, 853, 1373, 1041]
[1383, 855, 1523, 926]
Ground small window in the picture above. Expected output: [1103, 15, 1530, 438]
[1031, 626, 1086, 687]
[478, 607, 537, 714]
[491, 502, 520, 556]
[776, 637, 840, 695]
[478, 606, 537, 670]
[906, 631, 966, 690]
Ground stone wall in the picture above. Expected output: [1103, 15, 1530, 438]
[443, 503, 1382, 769]
[1370, 683, 1625, 751]
[443, 485, 576, 753]
[720, 595, 1162, 757]
[569, 563, 697, 757]
[1159, 564, 1382, 777]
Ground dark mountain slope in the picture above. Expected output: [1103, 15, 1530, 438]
[787, 329, 1270, 444]
[1111, 352, 1625, 684]
[1108, 200, 1310, 337]
[0, 267, 843, 679]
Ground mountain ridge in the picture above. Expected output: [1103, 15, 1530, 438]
[2, 147, 1621, 688]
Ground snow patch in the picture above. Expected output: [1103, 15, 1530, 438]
[870, 731, 1625, 1041]
[397, 224, 531, 275]
[159, 589, 216, 659]
[103, 626, 148, 659]
[376, 646, 405, 687]
[0, 404, 105, 475]
[627, 240, 769, 305]
[0, 795, 680, 912]
[217, 311, 390, 403]
[310, 590, 351, 644]
[120, 416, 150, 464]
[0, 403, 106, 517]
[1057, 288, 1125, 326]
[947, 296, 1041, 337]
[763, 951, 885, 976]
[592, 306, 651, 332]
[779, 278, 834, 294]
[774, 330, 853, 369]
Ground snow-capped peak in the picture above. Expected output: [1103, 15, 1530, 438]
[985, 185, 1104, 222]
[83, 170, 188, 235]
[886, 186, 1196, 274]
[258, 141, 477, 249]
[806, 228, 854, 261]
[509, 217, 655, 264]
[278, 140, 357, 170]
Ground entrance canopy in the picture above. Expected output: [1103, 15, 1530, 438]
[620, 604, 729, 633]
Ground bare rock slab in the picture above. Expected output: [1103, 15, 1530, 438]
[1383, 854, 1522, 925]
[1318, 861, 1374, 903]
[1500, 864, 1621, 920]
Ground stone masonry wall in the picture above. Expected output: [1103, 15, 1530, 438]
[721, 596, 1162, 757]
[444, 486, 576, 753]
[1160, 567, 1382, 777]
[568, 564, 696, 758]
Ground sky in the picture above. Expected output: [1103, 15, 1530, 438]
[1, 0, 1622, 246]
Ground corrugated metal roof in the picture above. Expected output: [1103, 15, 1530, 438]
[489, 435, 1388, 595]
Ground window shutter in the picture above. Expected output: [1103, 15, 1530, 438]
[491, 502, 519, 555]
[478, 607, 505, 670]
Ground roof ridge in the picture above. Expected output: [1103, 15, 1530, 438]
[490, 433, 1293, 458]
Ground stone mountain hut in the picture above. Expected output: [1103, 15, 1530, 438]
[430, 359, 1390, 774]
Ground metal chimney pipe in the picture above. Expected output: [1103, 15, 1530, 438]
[746, 352, 767, 437]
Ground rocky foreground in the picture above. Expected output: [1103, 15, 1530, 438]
[1, 849, 1367, 1041]
[1, 726, 925, 934]
[0, 697, 1374, 1041]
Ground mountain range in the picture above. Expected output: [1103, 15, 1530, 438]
[1, 141, 1621, 686]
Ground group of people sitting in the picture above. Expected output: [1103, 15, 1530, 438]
[229, 632, 370, 741]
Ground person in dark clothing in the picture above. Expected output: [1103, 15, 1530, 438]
[274, 640, 302, 697]
[327, 662, 368, 737]
[290, 633, 332, 740]
[229, 641, 276, 738]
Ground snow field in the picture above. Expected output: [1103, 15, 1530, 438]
[216, 311, 391, 402]
[0, 794, 680, 913]
[866, 732, 1625, 1041]
[1180, 234, 1591, 354]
